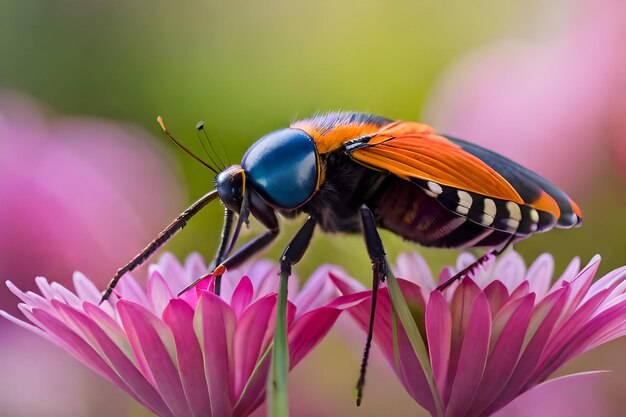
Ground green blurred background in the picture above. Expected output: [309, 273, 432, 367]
[1, 0, 624, 416]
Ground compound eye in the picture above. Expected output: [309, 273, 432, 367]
[242, 128, 318, 209]
[216, 166, 244, 213]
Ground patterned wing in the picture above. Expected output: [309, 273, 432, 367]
[347, 121, 582, 236]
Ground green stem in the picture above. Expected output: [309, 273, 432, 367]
[268, 269, 289, 417]
[385, 261, 443, 417]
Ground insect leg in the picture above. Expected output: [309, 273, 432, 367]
[356, 205, 387, 406]
[177, 227, 279, 296]
[179, 201, 281, 296]
[278, 216, 316, 276]
[212, 208, 235, 295]
[100, 189, 219, 304]
[435, 233, 517, 291]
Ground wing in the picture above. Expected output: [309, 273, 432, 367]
[347, 121, 582, 236]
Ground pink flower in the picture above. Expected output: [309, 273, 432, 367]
[337, 251, 626, 417]
[0, 93, 184, 310]
[424, 0, 626, 189]
[491, 372, 609, 417]
[1, 253, 363, 417]
[0, 325, 133, 417]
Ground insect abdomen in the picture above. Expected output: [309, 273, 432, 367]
[370, 176, 517, 248]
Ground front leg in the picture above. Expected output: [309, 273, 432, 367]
[100, 190, 219, 303]
[356, 205, 388, 406]
[178, 207, 280, 296]
[178, 227, 279, 296]
[212, 208, 235, 294]
[271, 216, 317, 417]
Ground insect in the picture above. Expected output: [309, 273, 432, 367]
[100, 111, 582, 404]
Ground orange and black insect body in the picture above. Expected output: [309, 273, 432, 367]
[100, 112, 582, 404]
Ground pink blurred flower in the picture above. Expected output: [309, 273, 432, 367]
[0, 93, 184, 309]
[491, 372, 609, 417]
[0, 325, 133, 417]
[424, 0, 626, 188]
[337, 251, 626, 417]
[1, 253, 363, 417]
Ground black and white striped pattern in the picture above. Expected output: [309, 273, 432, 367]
[411, 178, 556, 236]
[445, 136, 581, 229]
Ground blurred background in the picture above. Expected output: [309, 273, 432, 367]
[0, 0, 624, 416]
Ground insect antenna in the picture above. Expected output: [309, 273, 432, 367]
[157, 116, 220, 175]
[215, 132, 231, 166]
[195, 121, 226, 172]
[197, 121, 231, 168]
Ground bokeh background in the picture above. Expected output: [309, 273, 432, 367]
[0, 0, 624, 416]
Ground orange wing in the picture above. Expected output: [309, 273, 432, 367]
[352, 121, 527, 204]
[347, 121, 581, 235]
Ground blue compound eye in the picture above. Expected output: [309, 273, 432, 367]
[242, 128, 318, 209]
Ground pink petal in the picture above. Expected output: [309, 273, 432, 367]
[485, 287, 569, 415]
[587, 320, 626, 349]
[326, 291, 371, 311]
[468, 254, 497, 288]
[438, 267, 454, 288]
[586, 265, 626, 301]
[7, 281, 52, 312]
[550, 256, 581, 292]
[493, 251, 526, 292]
[456, 252, 477, 270]
[179, 287, 199, 309]
[328, 271, 367, 296]
[53, 300, 171, 416]
[117, 274, 149, 306]
[232, 354, 272, 417]
[157, 252, 190, 292]
[469, 294, 535, 416]
[0, 308, 55, 342]
[598, 288, 626, 314]
[492, 371, 609, 417]
[50, 299, 90, 338]
[118, 301, 193, 417]
[73, 271, 103, 304]
[163, 299, 212, 417]
[425, 291, 451, 394]
[489, 293, 532, 348]
[84, 302, 135, 361]
[231, 294, 298, 417]
[443, 278, 481, 402]
[195, 292, 235, 417]
[509, 281, 530, 302]
[563, 256, 600, 315]
[538, 285, 619, 370]
[532, 299, 626, 384]
[35, 276, 56, 300]
[240, 260, 280, 300]
[147, 270, 175, 317]
[445, 292, 492, 417]
[50, 282, 82, 309]
[294, 265, 344, 314]
[394, 252, 435, 289]
[231, 276, 254, 319]
[184, 252, 208, 278]
[525, 254, 554, 300]
[232, 294, 277, 398]
[395, 314, 438, 415]
[30, 308, 137, 396]
[288, 307, 341, 367]
[18, 303, 56, 338]
[483, 280, 510, 317]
